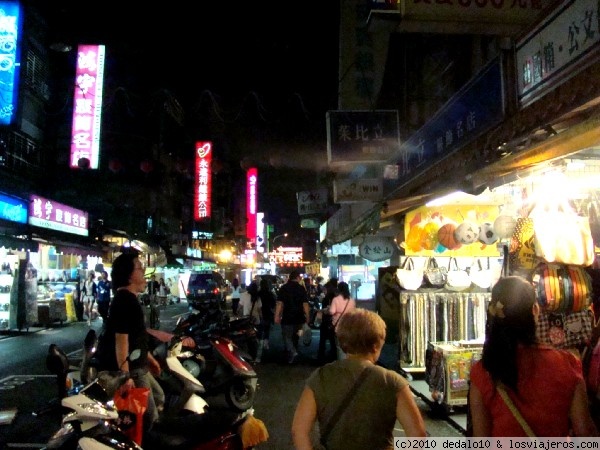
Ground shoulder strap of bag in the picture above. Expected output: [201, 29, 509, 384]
[496, 383, 536, 438]
[320, 366, 372, 446]
[332, 296, 351, 327]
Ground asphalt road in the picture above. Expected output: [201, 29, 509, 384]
[0, 301, 465, 449]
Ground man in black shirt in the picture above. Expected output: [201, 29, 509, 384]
[275, 270, 309, 364]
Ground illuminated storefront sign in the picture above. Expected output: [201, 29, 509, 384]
[70, 44, 105, 169]
[28, 194, 89, 236]
[0, 193, 26, 224]
[0, 2, 21, 126]
[256, 211, 265, 253]
[270, 246, 303, 264]
[194, 141, 212, 220]
[246, 167, 258, 243]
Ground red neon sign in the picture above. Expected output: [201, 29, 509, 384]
[246, 167, 258, 242]
[70, 45, 105, 169]
[194, 141, 212, 220]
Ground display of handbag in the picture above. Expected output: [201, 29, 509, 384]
[531, 262, 593, 313]
[423, 257, 447, 288]
[529, 201, 594, 267]
[536, 307, 594, 350]
[469, 258, 493, 290]
[444, 257, 471, 292]
[396, 257, 424, 291]
[508, 216, 537, 275]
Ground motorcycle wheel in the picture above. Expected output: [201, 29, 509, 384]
[225, 379, 256, 411]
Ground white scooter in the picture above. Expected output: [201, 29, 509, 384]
[45, 339, 249, 450]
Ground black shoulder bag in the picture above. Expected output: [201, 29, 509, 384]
[320, 366, 372, 447]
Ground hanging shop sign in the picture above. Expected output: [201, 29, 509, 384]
[194, 141, 212, 221]
[28, 194, 89, 237]
[359, 236, 394, 262]
[326, 110, 400, 164]
[383, 59, 504, 199]
[270, 246, 303, 265]
[333, 178, 383, 203]
[0, 1, 21, 127]
[394, 0, 551, 32]
[70, 44, 105, 169]
[296, 188, 328, 216]
[0, 193, 27, 224]
[516, 0, 600, 107]
[246, 167, 257, 243]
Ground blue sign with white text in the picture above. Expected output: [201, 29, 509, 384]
[0, 193, 27, 223]
[383, 59, 504, 197]
[0, 1, 22, 126]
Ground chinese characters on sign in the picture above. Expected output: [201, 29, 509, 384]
[517, 0, 600, 107]
[326, 110, 400, 164]
[246, 167, 258, 243]
[383, 60, 503, 198]
[358, 237, 394, 262]
[194, 141, 212, 221]
[269, 246, 303, 265]
[0, 2, 20, 126]
[28, 194, 89, 237]
[70, 45, 105, 169]
[296, 189, 328, 216]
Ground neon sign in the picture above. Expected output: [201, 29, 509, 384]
[194, 141, 212, 220]
[70, 44, 105, 169]
[246, 167, 257, 242]
[0, 2, 21, 126]
[28, 194, 89, 236]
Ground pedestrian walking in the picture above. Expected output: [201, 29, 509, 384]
[275, 270, 310, 364]
[97, 270, 111, 322]
[317, 277, 338, 365]
[82, 271, 97, 326]
[256, 277, 276, 362]
[230, 278, 242, 316]
[329, 281, 356, 360]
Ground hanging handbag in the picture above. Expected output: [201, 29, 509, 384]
[423, 257, 447, 288]
[444, 257, 471, 292]
[536, 307, 593, 349]
[530, 201, 594, 267]
[396, 257, 424, 291]
[532, 262, 593, 313]
[469, 258, 493, 290]
[509, 216, 537, 275]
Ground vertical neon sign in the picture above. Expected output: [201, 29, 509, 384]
[70, 44, 105, 169]
[0, 1, 21, 126]
[246, 167, 258, 243]
[194, 141, 212, 221]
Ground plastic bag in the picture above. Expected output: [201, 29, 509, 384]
[302, 323, 312, 346]
[113, 386, 150, 445]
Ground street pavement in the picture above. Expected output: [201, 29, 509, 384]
[0, 300, 465, 449]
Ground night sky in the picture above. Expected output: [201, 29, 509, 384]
[33, 0, 340, 231]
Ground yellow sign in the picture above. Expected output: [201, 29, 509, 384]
[404, 204, 501, 257]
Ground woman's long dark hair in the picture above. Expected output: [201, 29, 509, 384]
[482, 276, 537, 392]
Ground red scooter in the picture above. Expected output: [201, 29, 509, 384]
[148, 327, 258, 412]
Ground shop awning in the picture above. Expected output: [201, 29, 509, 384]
[0, 235, 38, 252]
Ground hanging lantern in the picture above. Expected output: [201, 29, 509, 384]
[140, 159, 154, 174]
[108, 158, 123, 173]
[212, 158, 223, 174]
[77, 157, 90, 169]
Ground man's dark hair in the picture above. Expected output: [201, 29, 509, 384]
[288, 270, 300, 281]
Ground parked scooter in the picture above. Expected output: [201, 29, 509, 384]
[149, 326, 258, 411]
[175, 310, 259, 361]
[44, 341, 255, 450]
